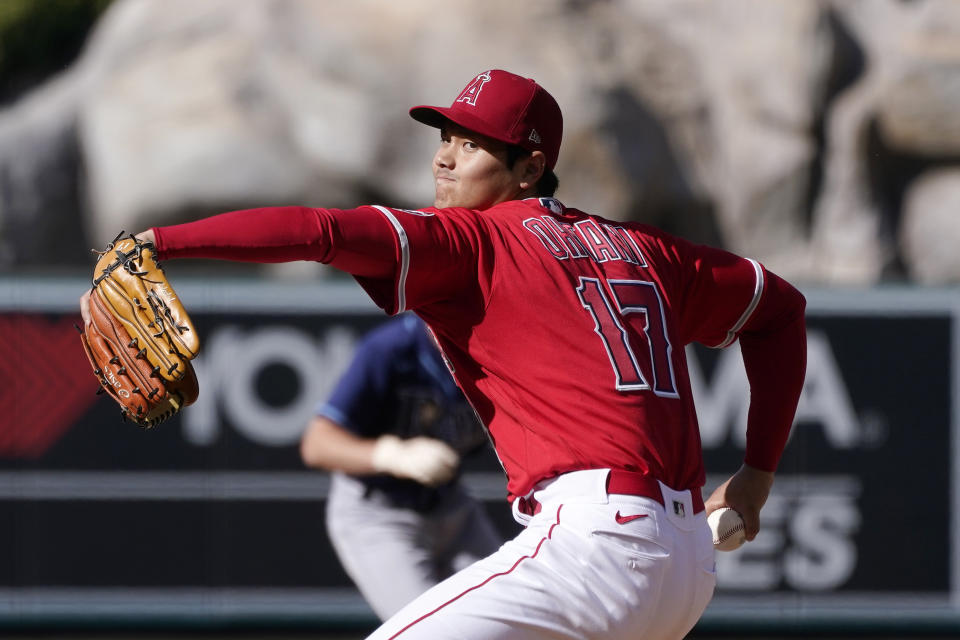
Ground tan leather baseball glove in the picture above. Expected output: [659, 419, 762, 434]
[79, 232, 200, 427]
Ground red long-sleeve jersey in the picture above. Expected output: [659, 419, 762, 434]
[155, 198, 806, 500]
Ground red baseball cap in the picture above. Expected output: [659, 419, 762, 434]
[410, 69, 563, 170]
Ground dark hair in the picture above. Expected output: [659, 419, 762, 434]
[507, 145, 559, 197]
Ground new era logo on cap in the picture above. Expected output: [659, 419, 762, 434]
[410, 69, 563, 170]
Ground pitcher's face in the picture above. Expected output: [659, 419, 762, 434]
[432, 123, 527, 210]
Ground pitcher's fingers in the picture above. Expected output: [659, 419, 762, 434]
[740, 507, 762, 540]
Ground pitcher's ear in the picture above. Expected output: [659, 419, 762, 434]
[520, 151, 546, 189]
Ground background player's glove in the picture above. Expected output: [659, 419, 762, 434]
[371, 435, 460, 487]
[79, 232, 200, 428]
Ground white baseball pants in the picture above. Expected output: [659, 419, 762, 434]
[366, 469, 716, 640]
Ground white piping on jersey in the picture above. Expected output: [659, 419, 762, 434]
[712, 258, 764, 349]
[371, 206, 410, 313]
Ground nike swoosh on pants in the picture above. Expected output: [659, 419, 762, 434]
[614, 511, 648, 524]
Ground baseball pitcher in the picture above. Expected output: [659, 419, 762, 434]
[81, 69, 806, 640]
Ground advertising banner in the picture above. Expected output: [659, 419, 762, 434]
[695, 292, 957, 627]
[0, 278, 957, 629]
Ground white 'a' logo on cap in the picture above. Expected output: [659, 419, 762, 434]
[456, 71, 492, 107]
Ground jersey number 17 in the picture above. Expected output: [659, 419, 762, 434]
[576, 277, 678, 397]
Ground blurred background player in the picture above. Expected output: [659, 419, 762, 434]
[299, 313, 502, 621]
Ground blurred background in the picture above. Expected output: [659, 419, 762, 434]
[2, 0, 960, 638]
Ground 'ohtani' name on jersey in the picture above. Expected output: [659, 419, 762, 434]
[522, 216, 648, 266]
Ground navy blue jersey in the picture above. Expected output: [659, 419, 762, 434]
[317, 314, 487, 508]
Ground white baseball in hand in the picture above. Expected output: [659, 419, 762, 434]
[707, 507, 746, 551]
